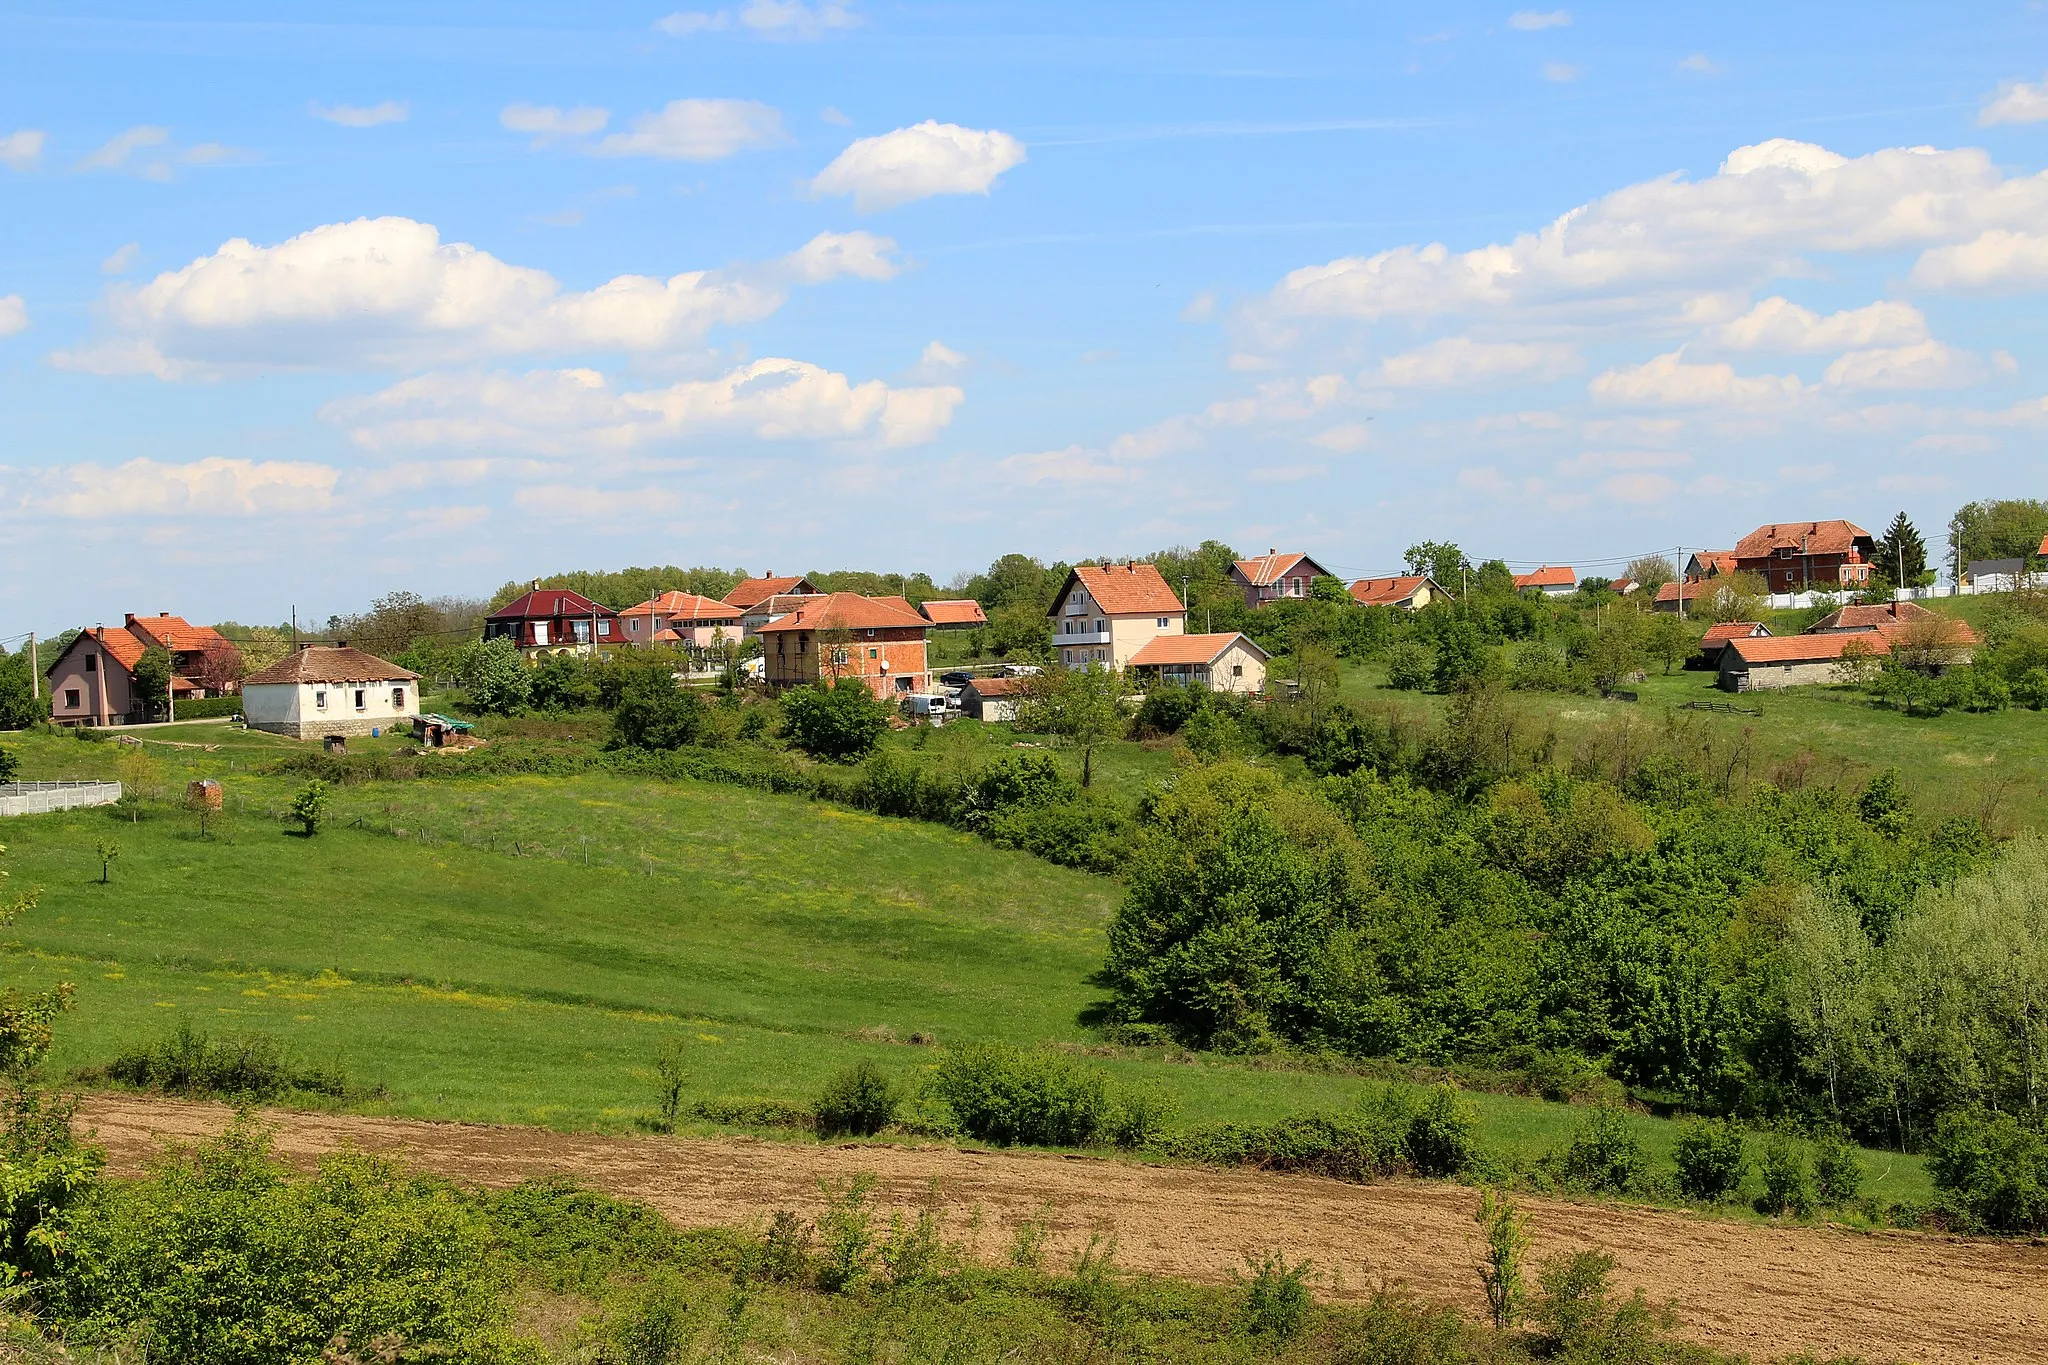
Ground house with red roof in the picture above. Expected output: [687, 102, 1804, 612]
[1230, 551, 1337, 608]
[1731, 520, 1876, 593]
[918, 599, 989, 630]
[44, 611, 235, 726]
[723, 573, 819, 613]
[1695, 621, 1770, 668]
[619, 592, 743, 649]
[241, 646, 420, 740]
[1717, 633, 1892, 691]
[958, 674, 1029, 722]
[758, 593, 931, 698]
[1685, 550, 1737, 580]
[484, 584, 624, 660]
[1127, 632, 1269, 695]
[1348, 574, 1449, 611]
[1046, 563, 1186, 670]
[1512, 566, 1578, 596]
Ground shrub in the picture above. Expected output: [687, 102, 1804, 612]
[782, 678, 892, 762]
[1404, 1083, 1480, 1177]
[1303, 703, 1400, 777]
[961, 750, 1075, 828]
[460, 637, 530, 715]
[601, 1270, 690, 1365]
[483, 1177, 685, 1295]
[1102, 1085, 1177, 1151]
[1163, 1107, 1408, 1183]
[1236, 1251, 1312, 1340]
[1755, 1130, 1816, 1219]
[1812, 1128, 1865, 1206]
[1673, 1117, 1747, 1202]
[609, 673, 707, 751]
[1384, 642, 1433, 691]
[815, 1061, 900, 1138]
[1475, 1188, 1528, 1330]
[981, 792, 1130, 874]
[813, 1174, 878, 1292]
[932, 1044, 1109, 1148]
[1134, 682, 1205, 736]
[46, 1125, 520, 1365]
[1927, 1108, 2048, 1233]
[288, 779, 328, 836]
[1528, 1250, 1678, 1360]
[94, 1023, 356, 1101]
[0, 748, 15, 782]
[1557, 1107, 1646, 1194]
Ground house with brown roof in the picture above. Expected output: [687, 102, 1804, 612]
[1512, 566, 1577, 596]
[485, 585, 624, 660]
[759, 593, 931, 698]
[1695, 621, 1769, 669]
[723, 573, 818, 613]
[918, 599, 989, 630]
[1127, 633, 1269, 695]
[619, 592, 743, 649]
[241, 646, 420, 740]
[1731, 520, 1876, 593]
[1806, 601, 1937, 634]
[1230, 551, 1337, 608]
[958, 674, 1029, 722]
[1046, 563, 1186, 670]
[1348, 575, 1449, 611]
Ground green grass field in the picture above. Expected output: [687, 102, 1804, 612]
[0, 721, 1932, 1211]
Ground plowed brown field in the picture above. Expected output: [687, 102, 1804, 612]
[78, 1094, 2048, 1364]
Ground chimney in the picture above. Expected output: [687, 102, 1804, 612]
[125, 613, 137, 628]
[531, 578, 541, 591]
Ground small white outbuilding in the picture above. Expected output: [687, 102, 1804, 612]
[240, 646, 421, 740]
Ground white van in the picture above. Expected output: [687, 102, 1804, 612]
[902, 693, 950, 724]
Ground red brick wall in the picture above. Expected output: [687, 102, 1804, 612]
[765, 627, 928, 697]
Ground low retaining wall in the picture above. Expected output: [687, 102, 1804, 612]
[0, 781, 124, 817]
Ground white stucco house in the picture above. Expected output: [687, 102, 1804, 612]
[240, 646, 420, 740]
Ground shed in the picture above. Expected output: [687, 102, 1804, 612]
[1126, 632, 1270, 695]
[959, 675, 1030, 723]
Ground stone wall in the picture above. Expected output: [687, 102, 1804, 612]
[246, 717, 399, 741]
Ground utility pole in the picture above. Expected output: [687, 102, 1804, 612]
[291, 605, 298, 652]
[1677, 545, 1685, 620]
[27, 633, 36, 701]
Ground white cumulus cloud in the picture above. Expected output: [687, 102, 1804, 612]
[1, 130, 45, 171]
[593, 99, 785, 160]
[1910, 230, 2048, 291]
[326, 358, 961, 453]
[812, 121, 1026, 211]
[1981, 73, 2048, 126]
[1589, 351, 1810, 409]
[1709, 297, 1928, 352]
[53, 218, 898, 377]
[1376, 337, 1580, 387]
[1508, 10, 1571, 29]
[0, 296, 28, 336]
[655, 0, 857, 38]
[77, 125, 169, 173]
[1822, 340, 1982, 391]
[19, 457, 338, 519]
[500, 104, 610, 141]
[311, 100, 410, 128]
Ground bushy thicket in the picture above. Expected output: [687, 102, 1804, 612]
[87, 1023, 367, 1103]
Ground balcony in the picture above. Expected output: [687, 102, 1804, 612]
[1055, 628, 1111, 646]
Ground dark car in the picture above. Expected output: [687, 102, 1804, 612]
[939, 670, 975, 687]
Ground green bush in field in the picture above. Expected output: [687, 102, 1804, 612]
[1383, 641, 1433, 691]
[1557, 1107, 1646, 1194]
[1755, 1129, 1816, 1219]
[288, 779, 328, 836]
[932, 1044, 1109, 1148]
[1813, 1128, 1865, 1206]
[815, 1061, 900, 1138]
[1927, 1108, 2048, 1233]
[781, 678, 892, 762]
[98, 1022, 355, 1101]
[1673, 1117, 1747, 1202]
[1404, 1083, 1481, 1177]
[46, 1124, 521, 1364]
[608, 670, 707, 752]
[1235, 1251, 1312, 1340]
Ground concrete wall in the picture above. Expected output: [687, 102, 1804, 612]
[47, 646, 133, 726]
[1210, 640, 1267, 694]
[0, 781, 123, 817]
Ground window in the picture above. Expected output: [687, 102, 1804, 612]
[573, 620, 590, 643]
[64, 688, 80, 709]
[629, 619, 640, 634]
[315, 690, 328, 710]
[1157, 617, 1169, 628]
[598, 620, 611, 637]
[354, 689, 367, 710]
[392, 688, 406, 709]
[84, 654, 97, 673]
[533, 623, 549, 646]
[1232, 664, 1243, 678]
[868, 648, 878, 659]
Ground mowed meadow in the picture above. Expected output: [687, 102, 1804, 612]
[0, 719, 1936, 1205]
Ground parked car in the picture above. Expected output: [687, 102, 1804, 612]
[1002, 663, 1042, 677]
[902, 693, 950, 724]
[939, 670, 975, 687]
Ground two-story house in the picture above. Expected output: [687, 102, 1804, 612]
[483, 585, 624, 660]
[1512, 566, 1578, 596]
[1731, 521, 1877, 593]
[759, 593, 931, 697]
[44, 611, 232, 726]
[1045, 562, 1185, 670]
[1230, 551, 1337, 608]
[619, 592, 744, 649]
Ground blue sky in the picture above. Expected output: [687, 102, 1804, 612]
[4, 1, 2048, 633]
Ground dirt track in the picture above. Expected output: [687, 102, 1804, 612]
[78, 1094, 2048, 1364]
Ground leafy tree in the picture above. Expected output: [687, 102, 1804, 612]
[1385, 641, 1433, 691]
[1648, 613, 1694, 675]
[490, 566, 744, 612]
[1017, 664, 1131, 787]
[1309, 575, 1350, 604]
[289, 781, 329, 836]
[191, 640, 246, 696]
[1432, 619, 1496, 692]
[460, 638, 530, 714]
[609, 671, 706, 751]
[1950, 498, 2048, 573]
[1703, 571, 1767, 624]
[966, 553, 1062, 613]
[1472, 559, 1517, 598]
[1875, 512, 1929, 587]
[782, 678, 892, 762]
[0, 647, 45, 730]
[981, 602, 1053, 661]
[1404, 541, 1466, 591]
[1625, 554, 1677, 592]
[130, 647, 173, 720]
[0, 749, 14, 783]
[527, 654, 600, 712]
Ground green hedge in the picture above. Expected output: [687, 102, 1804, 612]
[167, 697, 243, 720]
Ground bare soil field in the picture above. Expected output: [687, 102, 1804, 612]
[79, 1094, 2048, 1365]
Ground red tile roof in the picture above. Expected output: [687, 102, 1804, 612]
[89, 626, 147, 672]
[489, 588, 615, 621]
[1726, 634, 1890, 666]
[1233, 552, 1330, 586]
[244, 646, 418, 686]
[1688, 551, 1738, 577]
[1128, 632, 1269, 667]
[1805, 601, 1936, 633]
[620, 591, 741, 622]
[124, 614, 227, 654]
[2039, 533, 2048, 558]
[755, 592, 931, 634]
[919, 599, 988, 626]
[1732, 520, 1871, 561]
[1609, 578, 1637, 595]
[1700, 622, 1769, 645]
[1348, 575, 1440, 607]
[1655, 579, 1713, 604]
[1053, 563, 1186, 617]
[963, 676, 1030, 697]
[1513, 566, 1577, 590]
[725, 574, 817, 611]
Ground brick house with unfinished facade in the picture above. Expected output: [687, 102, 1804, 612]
[758, 593, 932, 698]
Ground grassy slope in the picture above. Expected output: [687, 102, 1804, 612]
[0, 723, 1931, 1205]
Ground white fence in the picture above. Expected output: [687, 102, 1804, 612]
[0, 781, 123, 817]
[1760, 575, 2048, 611]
